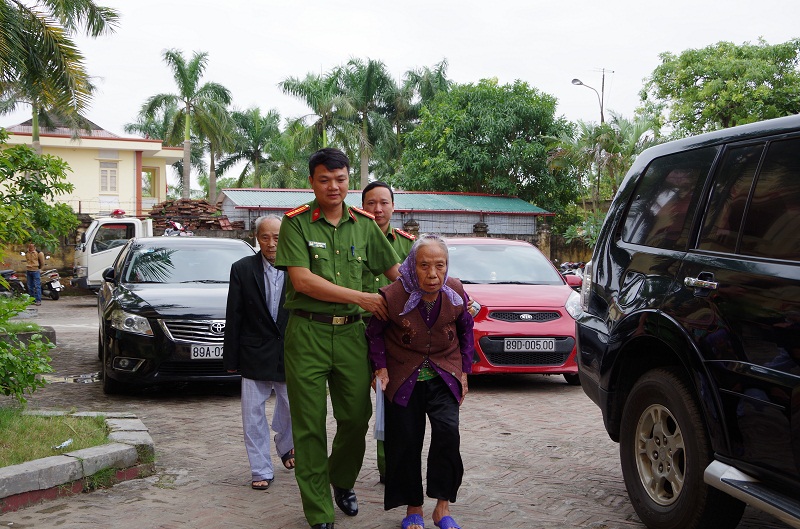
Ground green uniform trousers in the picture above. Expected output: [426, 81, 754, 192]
[285, 315, 372, 525]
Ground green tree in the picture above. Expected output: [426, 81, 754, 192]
[641, 38, 800, 136]
[0, 0, 119, 151]
[143, 49, 231, 199]
[280, 71, 356, 151]
[601, 112, 661, 195]
[194, 107, 234, 203]
[264, 124, 311, 189]
[395, 78, 576, 211]
[339, 58, 393, 188]
[405, 59, 452, 104]
[217, 107, 282, 189]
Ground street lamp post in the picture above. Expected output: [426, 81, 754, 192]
[572, 69, 612, 213]
[571, 69, 610, 124]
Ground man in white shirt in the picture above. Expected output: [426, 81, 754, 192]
[224, 215, 294, 490]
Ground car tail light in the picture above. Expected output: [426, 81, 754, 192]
[580, 261, 592, 311]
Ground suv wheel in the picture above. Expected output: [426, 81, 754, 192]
[619, 368, 745, 529]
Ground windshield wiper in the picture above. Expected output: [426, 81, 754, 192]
[179, 279, 227, 284]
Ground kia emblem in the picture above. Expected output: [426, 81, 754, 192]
[210, 322, 225, 335]
[520, 313, 533, 320]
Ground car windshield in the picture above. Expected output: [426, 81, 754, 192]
[122, 243, 253, 284]
[447, 242, 564, 285]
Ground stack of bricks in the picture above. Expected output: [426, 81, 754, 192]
[148, 199, 243, 231]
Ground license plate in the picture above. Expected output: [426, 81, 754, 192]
[503, 338, 556, 352]
[191, 344, 224, 359]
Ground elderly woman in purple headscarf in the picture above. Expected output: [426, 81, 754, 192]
[366, 234, 474, 529]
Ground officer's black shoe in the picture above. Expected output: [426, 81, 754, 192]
[311, 524, 334, 529]
[333, 485, 358, 516]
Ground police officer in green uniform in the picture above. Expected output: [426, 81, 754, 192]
[276, 148, 401, 529]
[360, 181, 415, 484]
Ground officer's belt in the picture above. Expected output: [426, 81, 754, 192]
[293, 309, 362, 326]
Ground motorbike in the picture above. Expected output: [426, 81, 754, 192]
[163, 219, 194, 236]
[0, 269, 26, 296]
[41, 268, 64, 300]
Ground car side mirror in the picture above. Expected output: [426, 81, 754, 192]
[102, 267, 116, 284]
[564, 274, 582, 289]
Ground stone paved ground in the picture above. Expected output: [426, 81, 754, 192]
[0, 296, 789, 529]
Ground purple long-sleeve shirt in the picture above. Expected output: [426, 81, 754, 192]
[366, 290, 474, 405]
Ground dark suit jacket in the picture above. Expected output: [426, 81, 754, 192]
[223, 252, 289, 381]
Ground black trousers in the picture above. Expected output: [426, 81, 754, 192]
[384, 376, 463, 510]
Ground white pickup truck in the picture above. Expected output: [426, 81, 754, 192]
[72, 212, 153, 291]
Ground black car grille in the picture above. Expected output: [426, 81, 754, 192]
[489, 311, 560, 323]
[485, 350, 570, 366]
[159, 320, 225, 344]
[156, 360, 228, 377]
[478, 336, 575, 366]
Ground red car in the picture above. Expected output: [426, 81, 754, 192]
[446, 237, 582, 384]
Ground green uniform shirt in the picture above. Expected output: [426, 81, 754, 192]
[361, 227, 415, 294]
[276, 199, 400, 315]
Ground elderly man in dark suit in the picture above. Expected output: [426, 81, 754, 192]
[224, 215, 294, 491]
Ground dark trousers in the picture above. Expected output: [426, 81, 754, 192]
[384, 376, 463, 510]
[26, 270, 41, 303]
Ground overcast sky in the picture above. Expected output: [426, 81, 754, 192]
[3, 0, 799, 141]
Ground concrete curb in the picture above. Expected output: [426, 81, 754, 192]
[0, 412, 155, 513]
[0, 325, 56, 346]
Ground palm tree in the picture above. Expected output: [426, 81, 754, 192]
[126, 100, 202, 198]
[339, 58, 393, 188]
[0, 0, 119, 151]
[194, 106, 234, 203]
[405, 59, 452, 104]
[279, 71, 356, 153]
[549, 121, 605, 211]
[143, 49, 231, 199]
[217, 107, 281, 189]
[264, 124, 310, 189]
[601, 112, 661, 195]
[126, 101, 178, 142]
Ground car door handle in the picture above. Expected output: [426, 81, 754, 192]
[684, 276, 718, 290]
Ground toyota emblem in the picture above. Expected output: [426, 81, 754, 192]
[519, 313, 533, 320]
[210, 322, 225, 335]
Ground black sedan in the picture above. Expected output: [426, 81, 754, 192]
[97, 237, 256, 394]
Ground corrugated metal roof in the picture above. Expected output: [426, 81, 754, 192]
[220, 189, 551, 215]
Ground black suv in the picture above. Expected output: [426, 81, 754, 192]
[576, 114, 800, 529]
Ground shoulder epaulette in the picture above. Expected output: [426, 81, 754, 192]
[395, 229, 416, 241]
[350, 206, 375, 220]
[285, 204, 310, 218]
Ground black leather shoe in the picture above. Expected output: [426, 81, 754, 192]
[311, 524, 334, 529]
[333, 485, 358, 516]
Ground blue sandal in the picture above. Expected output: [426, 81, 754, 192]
[402, 513, 425, 529]
[434, 516, 461, 529]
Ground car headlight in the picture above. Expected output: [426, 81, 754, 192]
[111, 309, 153, 336]
[565, 290, 582, 320]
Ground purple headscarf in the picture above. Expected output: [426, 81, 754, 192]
[397, 234, 463, 315]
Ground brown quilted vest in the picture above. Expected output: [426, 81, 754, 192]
[381, 277, 466, 402]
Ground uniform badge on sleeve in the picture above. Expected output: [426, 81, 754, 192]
[308, 241, 327, 248]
